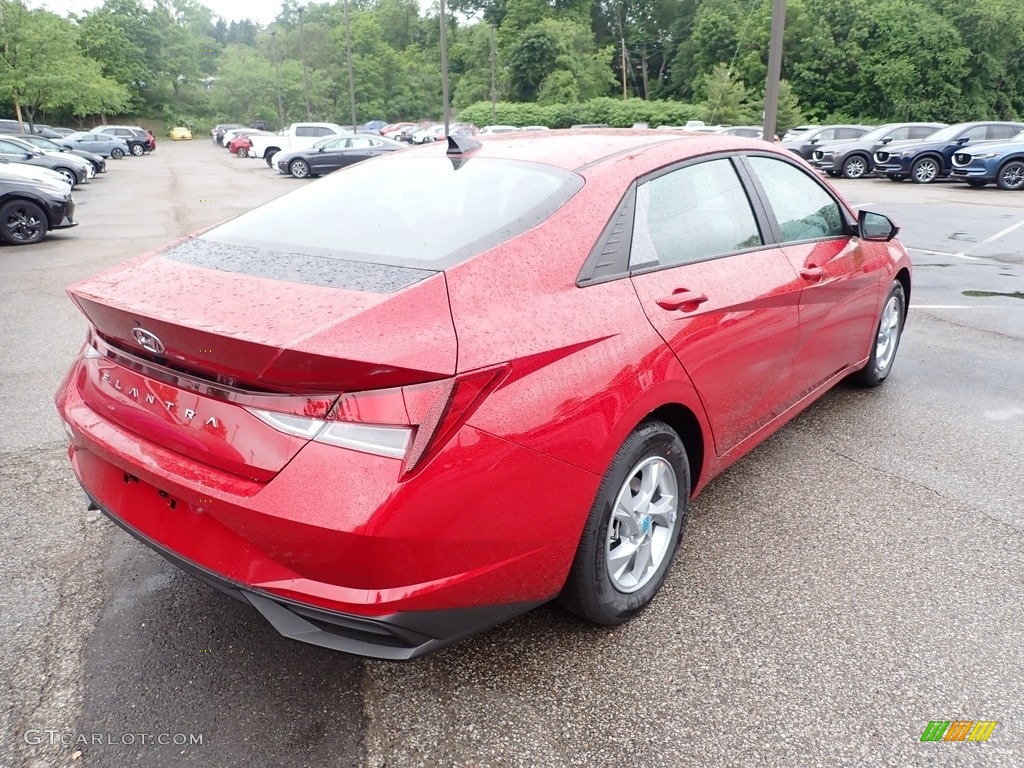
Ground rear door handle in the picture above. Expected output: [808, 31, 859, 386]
[800, 266, 825, 280]
[656, 290, 709, 311]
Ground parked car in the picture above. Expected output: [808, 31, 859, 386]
[212, 123, 244, 144]
[715, 125, 767, 138]
[810, 122, 946, 179]
[169, 126, 192, 141]
[51, 127, 77, 137]
[0, 136, 91, 188]
[410, 124, 447, 144]
[380, 122, 417, 140]
[950, 132, 1024, 189]
[781, 125, 874, 160]
[873, 121, 1024, 183]
[249, 120, 270, 131]
[781, 125, 817, 142]
[59, 131, 131, 159]
[274, 134, 404, 178]
[0, 157, 72, 191]
[97, 125, 156, 155]
[478, 125, 520, 135]
[56, 131, 910, 659]
[16, 134, 107, 175]
[228, 131, 274, 158]
[0, 168, 76, 245]
[248, 122, 350, 165]
[31, 124, 65, 139]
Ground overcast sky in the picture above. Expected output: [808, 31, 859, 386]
[27, 0, 286, 25]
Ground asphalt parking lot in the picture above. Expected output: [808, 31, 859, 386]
[1, 141, 1021, 768]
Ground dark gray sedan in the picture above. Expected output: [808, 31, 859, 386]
[16, 134, 107, 174]
[781, 125, 874, 160]
[59, 132, 131, 159]
[0, 136, 91, 187]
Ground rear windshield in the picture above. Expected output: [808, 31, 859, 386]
[201, 155, 583, 269]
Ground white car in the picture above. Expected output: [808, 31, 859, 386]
[248, 122, 349, 165]
[478, 125, 520, 135]
[410, 125, 447, 144]
[0, 158, 72, 193]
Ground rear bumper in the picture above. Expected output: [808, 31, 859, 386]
[88, 490, 540, 660]
[56, 353, 597, 657]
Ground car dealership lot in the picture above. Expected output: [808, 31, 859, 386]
[1, 142, 1021, 767]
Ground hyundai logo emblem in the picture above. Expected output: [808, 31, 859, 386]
[131, 327, 165, 354]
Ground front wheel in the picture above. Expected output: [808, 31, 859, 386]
[289, 159, 310, 178]
[559, 420, 689, 625]
[911, 156, 940, 184]
[996, 160, 1024, 191]
[110, 148, 124, 159]
[0, 199, 48, 245]
[130, 143, 144, 156]
[842, 154, 869, 179]
[851, 281, 906, 388]
[55, 167, 77, 188]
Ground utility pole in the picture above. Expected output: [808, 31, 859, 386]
[270, 31, 285, 127]
[298, 6, 311, 119]
[439, 0, 451, 133]
[343, 0, 358, 131]
[620, 37, 628, 99]
[762, 0, 786, 142]
[489, 25, 497, 124]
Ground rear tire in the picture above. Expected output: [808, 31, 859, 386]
[0, 199, 48, 245]
[236, 147, 248, 158]
[851, 281, 906, 388]
[130, 143, 144, 156]
[558, 420, 689, 625]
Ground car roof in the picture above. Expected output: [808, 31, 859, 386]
[417, 129, 769, 177]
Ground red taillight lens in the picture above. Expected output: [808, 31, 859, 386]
[247, 364, 509, 471]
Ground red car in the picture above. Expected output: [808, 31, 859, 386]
[228, 134, 254, 157]
[56, 132, 910, 659]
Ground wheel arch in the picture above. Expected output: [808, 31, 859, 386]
[263, 146, 281, 158]
[0, 193, 55, 229]
[645, 403, 705, 496]
[997, 154, 1024, 172]
[894, 267, 911, 314]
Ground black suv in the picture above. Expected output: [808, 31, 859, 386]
[97, 126, 156, 156]
[873, 121, 1024, 183]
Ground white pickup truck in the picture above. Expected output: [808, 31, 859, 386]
[248, 122, 349, 165]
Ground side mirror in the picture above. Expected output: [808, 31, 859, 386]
[881, 137, 893, 144]
[858, 210, 899, 242]
[955, 136, 970, 145]
[809, 137, 819, 145]
[24, 152, 33, 160]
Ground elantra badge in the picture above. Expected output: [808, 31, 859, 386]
[131, 327, 165, 354]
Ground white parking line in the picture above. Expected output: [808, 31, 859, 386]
[908, 247, 982, 261]
[912, 304, 1022, 309]
[953, 217, 1024, 260]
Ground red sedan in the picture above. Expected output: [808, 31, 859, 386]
[228, 133, 254, 157]
[56, 131, 910, 659]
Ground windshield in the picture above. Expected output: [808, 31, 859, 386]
[924, 124, 974, 142]
[201, 156, 583, 270]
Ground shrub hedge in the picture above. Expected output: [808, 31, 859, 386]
[457, 97, 702, 128]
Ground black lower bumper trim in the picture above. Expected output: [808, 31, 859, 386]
[86, 491, 544, 660]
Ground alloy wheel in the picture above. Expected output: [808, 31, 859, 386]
[998, 161, 1024, 191]
[2, 204, 46, 244]
[605, 456, 678, 594]
[875, 294, 902, 372]
[290, 160, 310, 178]
[130, 143, 144, 156]
[912, 158, 939, 183]
[843, 156, 867, 179]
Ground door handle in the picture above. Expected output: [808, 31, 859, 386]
[800, 266, 825, 280]
[656, 289, 709, 311]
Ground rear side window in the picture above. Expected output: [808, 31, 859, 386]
[629, 158, 763, 269]
[201, 156, 583, 269]
[836, 128, 864, 139]
[295, 126, 316, 137]
[988, 125, 1020, 140]
[908, 126, 936, 139]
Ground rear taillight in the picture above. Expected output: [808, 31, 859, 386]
[247, 364, 509, 472]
